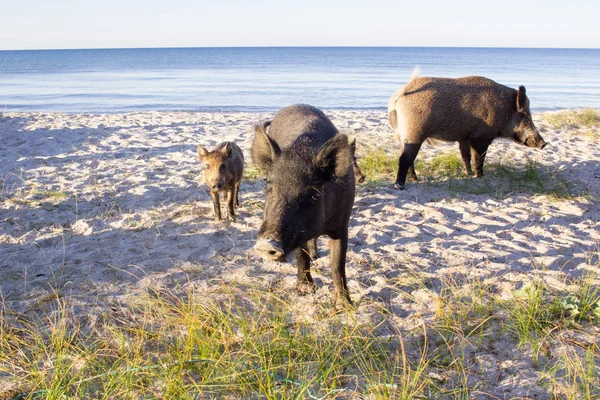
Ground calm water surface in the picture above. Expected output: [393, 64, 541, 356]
[0, 47, 599, 112]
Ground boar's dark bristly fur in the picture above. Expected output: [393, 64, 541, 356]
[388, 75, 547, 189]
[252, 104, 356, 307]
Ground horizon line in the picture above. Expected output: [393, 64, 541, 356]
[1, 44, 599, 52]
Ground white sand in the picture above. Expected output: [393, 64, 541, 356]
[1, 110, 599, 397]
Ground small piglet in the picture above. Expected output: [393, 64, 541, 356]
[197, 142, 244, 221]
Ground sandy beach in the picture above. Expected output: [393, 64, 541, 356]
[1, 109, 599, 398]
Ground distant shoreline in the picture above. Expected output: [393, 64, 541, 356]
[2, 45, 600, 52]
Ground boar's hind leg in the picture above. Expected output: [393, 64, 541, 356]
[296, 243, 316, 295]
[459, 141, 474, 176]
[307, 238, 319, 259]
[469, 139, 492, 178]
[329, 232, 352, 307]
[394, 143, 422, 190]
[211, 191, 222, 221]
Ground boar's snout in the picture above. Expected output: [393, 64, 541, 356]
[254, 239, 285, 262]
[356, 173, 365, 184]
[538, 140, 547, 150]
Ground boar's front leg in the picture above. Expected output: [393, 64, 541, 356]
[329, 231, 352, 307]
[307, 238, 319, 259]
[296, 243, 316, 295]
[470, 139, 492, 178]
[459, 140, 474, 176]
[394, 143, 422, 190]
[211, 191, 222, 221]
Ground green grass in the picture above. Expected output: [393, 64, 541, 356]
[414, 152, 464, 180]
[357, 147, 398, 184]
[358, 148, 465, 186]
[1, 271, 599, 399]
[448, 158, 592, 201]
[243, 164, 263, 181]
[542, 108, 600, 129]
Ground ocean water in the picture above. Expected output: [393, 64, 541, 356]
[0, 47, 599, 113]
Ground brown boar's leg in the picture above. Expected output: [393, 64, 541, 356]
[296, 243, 316, 295]
[226, 189, 236, 221]
[234, 181, 241, 207]
[469, 139, 492, 178]
[307, 238, 319, 259]
[329, 232, 352, 307]
[394, 143, 422, 190]
[459, 141, 474, 175]
[211, 191, 222, 221]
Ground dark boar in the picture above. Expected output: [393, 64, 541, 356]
[388, 75, 547, 189]
[252, 104, 356, 307]
[197, 141, 244, 221]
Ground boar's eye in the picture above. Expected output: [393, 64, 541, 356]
[219, 164, 226, 173]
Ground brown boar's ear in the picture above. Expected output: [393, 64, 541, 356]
[220, 142, 232, 157]
[517, 86, 527, 112]
[251, 123, 280, 173]
[315, 134, 351, 181]
[197, 145, 209, 161]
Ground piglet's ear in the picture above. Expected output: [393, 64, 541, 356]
[516, 85, 527, 112]
[315, 134, 352, 181]
[197, 145, 209, 160]
[220, 142, 232, 157]
[251, 122, 281, 173]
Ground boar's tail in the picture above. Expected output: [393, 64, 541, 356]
[410, 66, 421, 80]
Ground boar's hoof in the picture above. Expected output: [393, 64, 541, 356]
[393, 183, 406, 190]
[296, 281, 317, 296]
[333, 292, 353, 310]
[254, 239, 285, 262]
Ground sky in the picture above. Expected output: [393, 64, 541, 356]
[0, 0, 598, 50]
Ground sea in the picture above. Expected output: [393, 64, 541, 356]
[0, 47, 599, 113]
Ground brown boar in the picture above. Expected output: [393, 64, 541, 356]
[251, 104, 356, 307]
[388, 75, 547, 189]
[197, 141, 244, 221]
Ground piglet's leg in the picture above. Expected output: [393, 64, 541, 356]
[211, 191, 222, 221]
[226, 189, 236, 221]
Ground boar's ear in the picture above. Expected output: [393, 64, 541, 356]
[349, 137, 356, 153]
[220, 142, 232, 157]
[251, 123, 280, 173]
[315, 134, 352, 181]
[516, 85, 527, 112]
[197, 145, 209, 161]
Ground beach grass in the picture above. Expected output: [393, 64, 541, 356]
[542, 108, 600, 129]
[2, 268, 599, 399]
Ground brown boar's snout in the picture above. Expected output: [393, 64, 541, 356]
[538, 140, 547, 150]
[254, 239, 285, 262]
[356, 173, 365, 184]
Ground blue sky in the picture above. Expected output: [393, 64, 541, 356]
[1, 0, 598, 50]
